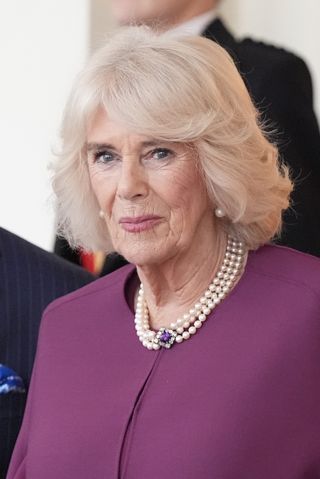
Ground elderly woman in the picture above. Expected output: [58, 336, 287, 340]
[8, 28, 320, 479]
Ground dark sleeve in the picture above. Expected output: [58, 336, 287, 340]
[240, 45, 320, 256]
[260, 54, 320, 176]
[261, 55, 320, 256]
[5, 309, 47, 479]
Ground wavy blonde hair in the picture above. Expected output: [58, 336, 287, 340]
[52, 26, 292, 251]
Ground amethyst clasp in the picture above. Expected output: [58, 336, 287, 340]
[154, 328, 177, 349]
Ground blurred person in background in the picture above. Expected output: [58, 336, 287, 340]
[7, 28, 320, 479]
[0, 227, 94, 478]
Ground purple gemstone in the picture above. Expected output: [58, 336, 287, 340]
[160, 330, 171, 343]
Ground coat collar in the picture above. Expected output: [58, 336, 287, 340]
[202, 18, 240, 65]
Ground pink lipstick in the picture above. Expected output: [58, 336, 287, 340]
[119, 215, 162, 233]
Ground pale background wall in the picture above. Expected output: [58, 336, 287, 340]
[0, 1, 89, 250]
[1, 0, 319, 251]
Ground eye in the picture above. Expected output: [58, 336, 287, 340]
[150, 148, 173, 161]
[93, 150, 117, 164]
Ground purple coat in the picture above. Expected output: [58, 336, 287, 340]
[7, 245, 320, 478]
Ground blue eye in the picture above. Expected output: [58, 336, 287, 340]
[94, 151, 116, 164]
[151, 148, 172, 160]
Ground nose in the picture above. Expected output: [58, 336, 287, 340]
[116, 158, 148, 201]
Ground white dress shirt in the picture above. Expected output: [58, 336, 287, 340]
[167, 9, 217, 37]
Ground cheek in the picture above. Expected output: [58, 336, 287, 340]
[87, 166, 115, 212]
[161, 164, 208, 213]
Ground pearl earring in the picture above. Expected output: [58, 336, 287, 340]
[215, 207, 225, 218]
[99, 210, 105, 219]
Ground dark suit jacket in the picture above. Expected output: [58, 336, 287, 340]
[0, 228, 94, 478]
[203, 19, 320, 256]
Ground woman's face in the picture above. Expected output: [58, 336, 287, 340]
[86, 109, 214, 265]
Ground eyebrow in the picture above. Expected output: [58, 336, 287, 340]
[86, 140, 166, 152]
[86, 142, 114, 152]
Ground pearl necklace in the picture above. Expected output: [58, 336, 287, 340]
[134, 236, 246, 350]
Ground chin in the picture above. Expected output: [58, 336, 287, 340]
[118, 243, 168, 267]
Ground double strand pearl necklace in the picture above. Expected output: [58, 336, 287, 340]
[134, 236, 246, 350]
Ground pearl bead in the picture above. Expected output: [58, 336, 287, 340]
[177, 318, 184, 326]
[189, 308, 196, 316]
[207, 301, 214, 309]
[175, 335, 183, 343]
[170, 322, 177, 329]
[195, 303, 202, 310]
[194, 320, 202, 328]
[200, 297, 207, 304]
[209, 284, 216, 292]
[203, 307, 211, 315]
[198, 313, 206, 322]
[183, 321, 190, 329]
[182, 331, 190, 340]
[205, 291, 212, 298]
[147, 343, 153, 350]
[176, 327, 184, 334]
[183, 313, 190, 321]
[153, 343, 160, 350]
[189, 326, 197, 335]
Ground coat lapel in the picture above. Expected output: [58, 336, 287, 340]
[202, 18, 240, 63]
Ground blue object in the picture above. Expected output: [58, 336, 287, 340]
[0, 364, 25, 394]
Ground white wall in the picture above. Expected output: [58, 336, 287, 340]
[0, 1, 89, 250]
[219, 0, 320, 121]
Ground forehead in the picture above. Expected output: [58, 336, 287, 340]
[87, 108, 157, 147]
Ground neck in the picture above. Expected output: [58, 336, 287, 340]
[136, 219, 227, 330]
[157, 3, 216, 31]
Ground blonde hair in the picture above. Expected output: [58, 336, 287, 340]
[52, 26, 292, 251]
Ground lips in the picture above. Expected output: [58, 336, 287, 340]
[119, 215, 162, 233]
